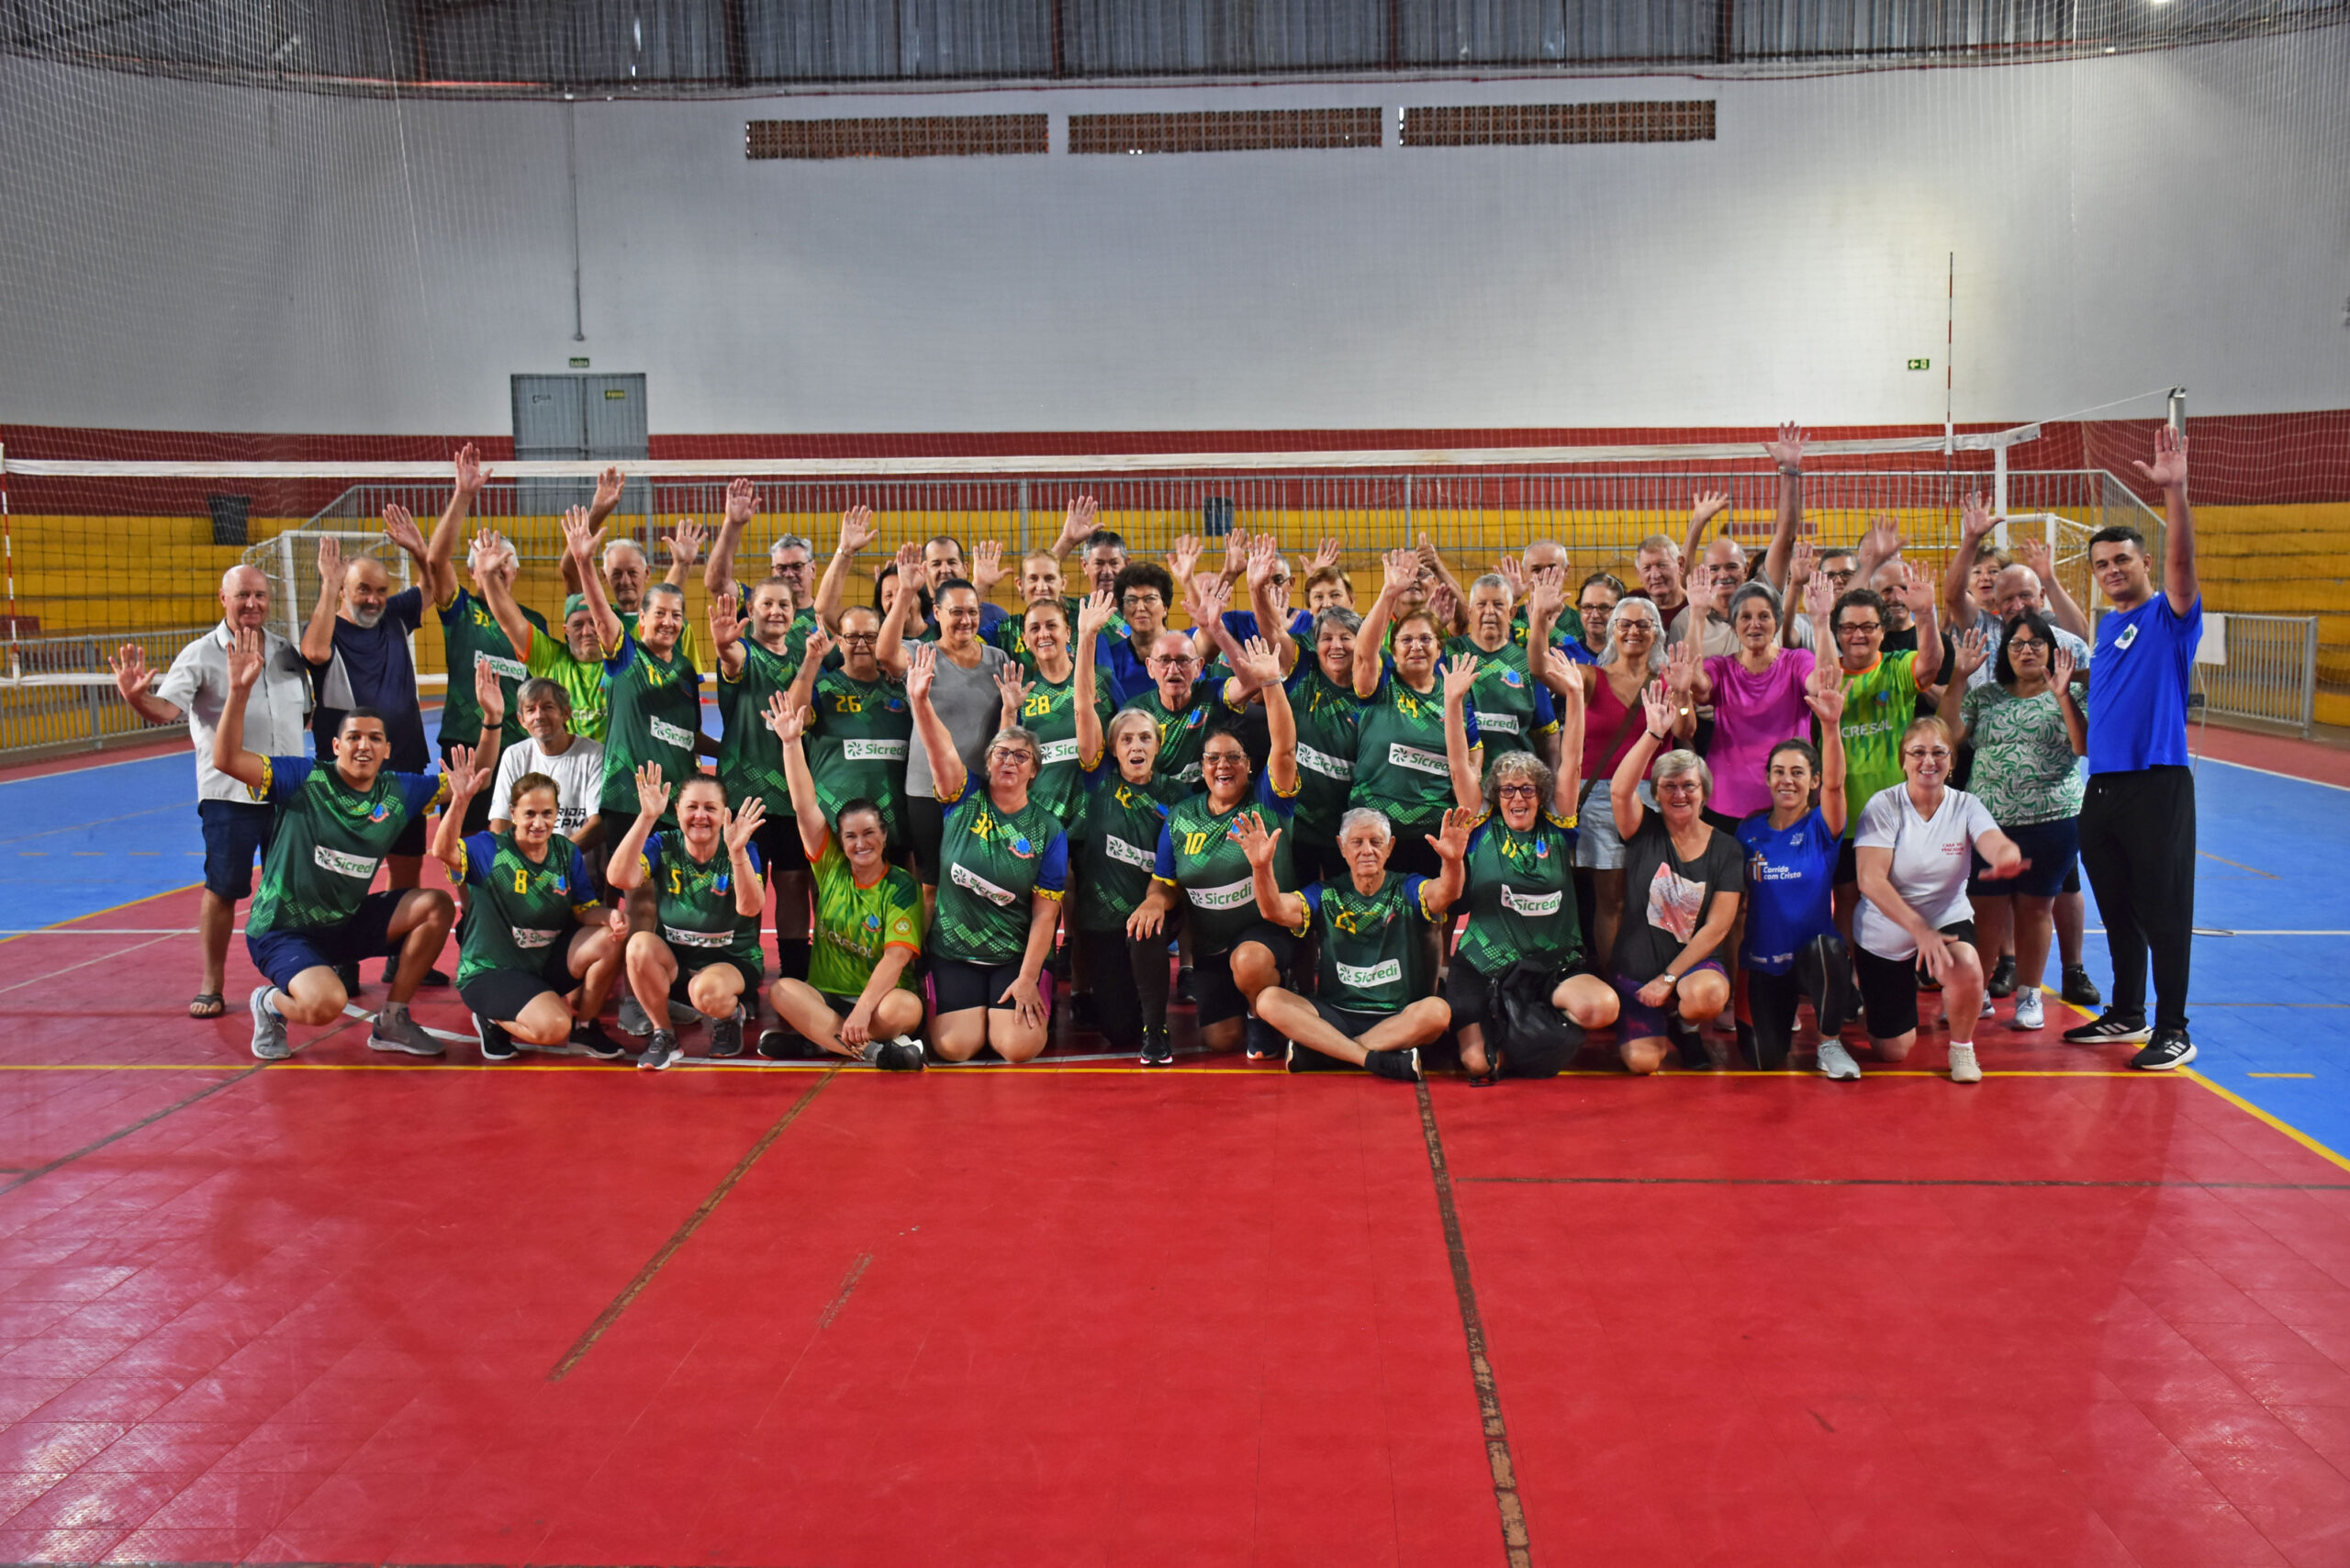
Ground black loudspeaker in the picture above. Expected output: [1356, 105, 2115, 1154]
[207, 494, 252, 547]
[1202, 497, 1235, 537]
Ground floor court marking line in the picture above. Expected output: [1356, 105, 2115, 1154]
[2248, 1072, 2318, 1078]
[549, 1062, 844, 1383]
[2184, 1069, 2350, 1177]
[1460, 1175, 2350, 1192]
[1413, 1081, 1533, 1568]
[0, 1063, 265, 1197]
[2196, 850, 2277, 879]
[2197, 754, 2350, 795]
[0, 931, 181, 995]
[0, 881, 200, 948]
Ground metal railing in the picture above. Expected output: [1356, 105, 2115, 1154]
[2197, 612, 2320, 738]
[0, 625, 215, 760]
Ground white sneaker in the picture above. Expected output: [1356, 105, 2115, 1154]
[1949, 1043, 1982, 1084]
[1979, 995, 1997, 1019]
[2011, 990, 2044, 1031]
[1815, 1039, 1863, 1081]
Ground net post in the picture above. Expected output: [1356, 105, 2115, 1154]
[0, 440, 17, 681]
[1992, 444, 2010, 547]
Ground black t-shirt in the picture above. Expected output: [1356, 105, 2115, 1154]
[309, 585, 430, 771]
[1612, 814, 1746, 981]
[1882, 623, 1954, 723]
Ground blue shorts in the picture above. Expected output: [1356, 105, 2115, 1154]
[246, 890, 408, 991]
[1969, 816, 2079, 900]
[1612, 958, 1726, 1042]
[198, 800, 276, 902]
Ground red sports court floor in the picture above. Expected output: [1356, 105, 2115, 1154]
[2, 885, 2348, 1565]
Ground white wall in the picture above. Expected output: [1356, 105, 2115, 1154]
[1, 32, 2344, 437]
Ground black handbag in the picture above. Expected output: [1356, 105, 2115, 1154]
[1487, 958, 1586, 1080]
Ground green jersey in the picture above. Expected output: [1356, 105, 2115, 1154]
[1152, 769, 1298, 956]
[1014, 668, 1111, 831]
[453, 829, 597, 988]
[1454, 810, 1583, 978]
[245, 756, 447, 936]
[716, 639, 800, 820]
[805, 668, 913, 842]
[1297, 871, 1444, 1016]
[1074, 766, 1187, 931]
[1837, 652, 1920, 839]
[1133, 678, 1237, 792]
[1284, 658, 1361, 847]
[526, 632, 608, 741]
[1445, 636, 1559, 756]
[599, 632, 703, 819]
[929, 774, 1069, 967]
[638, 831, 764, 971]
[439, 589, 543, 752]
[1351, 664, 1480, 834]
[619, 608, 702, 672]
[807, 831, 923, 998]
[1511, 604, 1588, 655]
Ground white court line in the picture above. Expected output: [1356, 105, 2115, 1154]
[2197, 755, 2350, 795]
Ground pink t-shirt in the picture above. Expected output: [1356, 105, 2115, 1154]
[1704, 648, 1817, 821]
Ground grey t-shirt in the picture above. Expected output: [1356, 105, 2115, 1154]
[904, 642, 1013, 799]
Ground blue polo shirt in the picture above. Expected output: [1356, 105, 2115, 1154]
[2087, 593, 2201, 775]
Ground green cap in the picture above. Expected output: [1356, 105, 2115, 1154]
[564, 593, 590, 619]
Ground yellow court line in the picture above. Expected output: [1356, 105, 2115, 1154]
[2248, 1072, 2318, 1079]
[2197, 850, 2278, 879]
[0, 882, 201, 948]
[2186, 1069, 2350, 1176]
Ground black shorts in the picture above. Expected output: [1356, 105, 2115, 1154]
[1193, 923, 1297, 1027]
[197, 799, 276, 902]
[1444, 958, 1496, 1033]
[670, 948, 763, 1003]
[1966, 816, 2078, 901]
[390, 810, 429, 860]
[753, 812, 809, 879]
[931, 958, 1045, 1016]
[457, 942, 580, 1022]
[1311, 998, 1393, 1038]
[1855, 921, 1975, 1040]
[907, 795, 946, 884]
[246, 890, 408, 991]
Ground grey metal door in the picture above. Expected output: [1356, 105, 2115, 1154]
[510, 373, 648, 519]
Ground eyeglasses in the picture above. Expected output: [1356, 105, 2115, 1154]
[1203, 751, 1248, 767]
[1269, 574, 1292, 587]
[1836, 621, 1883, 636]
[1902, 746, 1953, 761]
[1151, 655, 1198, 670]
[839, 632, 878, 644]
[1823, 568, 1857, 582]
[1495, 783, 1541, 800]
[1122, 595, 1164, 610]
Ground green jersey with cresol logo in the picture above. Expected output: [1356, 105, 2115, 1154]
[1444, 635, 1558, 755]
[1016, 669, 1113, 832]
[1836, 651, 1919, 841]
[930, 774, 1069, 967]
[717, 639, 800, 820]
[1075, 767, 1188, 931]
[526, 633, 608, 742]
[1295, 871, 1443, 1016]
[807, 832, 923, 998]
[1351, 663, 1481, 834]
[599, 632, 703, 820]
[1454, 811, 1583, 977]
[245, 756, 447, 936]
[1133, 678, 1237, 793]
[1284, 655, 1361, 847]
[1152, 769, 1298, 956]
[440, 588, 543, 751]
[805, 668, 913, 841]
[638, 831, 764, 972]
[453, 829, 597, 989]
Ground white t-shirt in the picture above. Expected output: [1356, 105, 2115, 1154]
[1852, 783, 1999, 960]
[492, 734, 607, 835]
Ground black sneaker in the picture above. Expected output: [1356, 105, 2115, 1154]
[2062, 966, 2103, 1007]
[386, 958, 451, 990]
[1914, 959, 1942, 993]
[1140, 1027, 1172, 1067]
[475, 1014, 516, 1061]
[1245, 1019, 1283, 1060]
[1985, 955, 2019, 999]
[756, 1027, 798, 1060]
[2130, 1029, 2197, 1071]
[571, 1019, 626, 1060]
[637, 1030, 683, 1071]
[1363, 1047, 1422, 1082]
[1071, 991, 1100, 1032]
[1172, 968, 1196, 1005]
[335, 962, 362, 996]
[1667, 1014, 1711, 1070]
[2063, 1012, 2152, 1047]
[708, 1006, 745, 1058]
[872, 1036, 926, 1071]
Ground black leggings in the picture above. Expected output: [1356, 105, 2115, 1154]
[1745, 934, 1860, 1071]
[1078, 924, 1172, 1053]
[2078, 766, 2195, 1033]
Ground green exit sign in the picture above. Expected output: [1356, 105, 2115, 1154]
[569, 356, 590, 368]
[1907, 357, 1931, 371]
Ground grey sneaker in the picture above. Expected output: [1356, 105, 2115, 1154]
[708, 1006, 744, 1058]
[616, 993, 655, 1037]
[2130, 1029, 2197, 1071]
[637, 1030, 682, 1071]
[248, 986, 290, 1061]
[1815, 1039, 1863, 1081]
[368, 1004, 444, 1058]
[2011, 990, 2044, 1031]
[1948, 1043, 1982, 1084]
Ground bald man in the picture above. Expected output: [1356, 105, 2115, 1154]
[112, 566, 312, 1017]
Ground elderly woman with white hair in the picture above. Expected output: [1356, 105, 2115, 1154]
[1606, 680, 1745, 1073]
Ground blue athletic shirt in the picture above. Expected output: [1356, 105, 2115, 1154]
[2087, 592, 2201, 774]
[1735, 806, 1840, 975]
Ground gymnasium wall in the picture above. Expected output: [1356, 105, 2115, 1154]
[2, 29, 2345, 440]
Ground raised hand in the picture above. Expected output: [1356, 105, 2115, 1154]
[1381, 546, 1421, 596]
[1441, 652, 1480, 704]
[1863, 515, 1903, 565]
[1664, 636, 1699, 696]
[1497, 554, 1527, 599]
[1245, 532, 1281, 594]
[314, 534, 342, 592]
[1765, 420, 1806, 472]
[1805, 569, 1834, 629]
[903, 641, 937, 706]
[666, 519, 706, 570]
[994, 664, 1033, 721]
[1803, 658, 1847, 723]
[970, 539, 1005, 592]
[1640, 678, 1676, 738]
[838, 505, 877, 556]
[226, 627, 265, 692]
[722, 798, 766, 854]
[1426, 580, 1459, 629]
[381, 503, 426, 559]
[633, 762, 672, 821]
[1688, 491, 1732, 532]
[723, 476, 756, 530]
[1228, 634, 1281, 689]
[1305, 537, 1342, 577]
[1527, 576, 1566, 624]
[2132, 422, 2188, 491]
[1429, 804, 1474, 863]
[452, 442, 487, 499]
[1960, 492, 1997, 543]
[892, 540, 924, 582]
[474, 655, 505, 729]
[1182, 571, 1227, 631]
[1415, 534, 1448, 586]
[800, 622, 834, 669]
[1167, 533, 1203, 588]
[764, 689, 809, 744]
[1221, 527, 1251, 582]
[110, 644, 154, 703]
[1951, 626, 1989, 678]
[2017, 535, 2054, 584]
[1787, 538, 1817, 591]
[708, 588, 742, 651]
[2050, 644, 2077, 690]
[1077, 588, 1117, 640]
[1895, 559, 1933, 615]
[560, 505, 605, 568]
[591, 465, 625, 516]
[1056, 495, 1099, 553]
[443, 743, 487, 802]
[1230, 810, 1281, 869]
[467, 529, 516, 588]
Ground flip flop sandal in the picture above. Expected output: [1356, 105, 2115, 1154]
[187, 992, 226, 1019]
